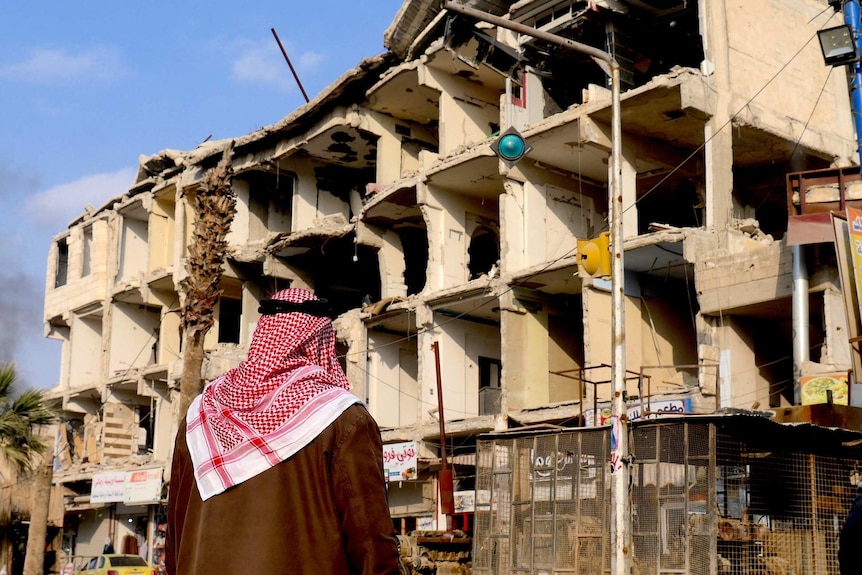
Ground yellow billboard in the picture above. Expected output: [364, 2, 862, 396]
[847, 207, 862, 316]
[800, 373, 849, 406]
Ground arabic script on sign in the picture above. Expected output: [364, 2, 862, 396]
[383, 441, 418, 481]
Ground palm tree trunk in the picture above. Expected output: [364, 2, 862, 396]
[177, 142, 235, 424]
[178, 332, 205, 421]
[22, 450, 52, 575]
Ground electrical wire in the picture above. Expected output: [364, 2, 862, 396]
[602, 10, 842, 225]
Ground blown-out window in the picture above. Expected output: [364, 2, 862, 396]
[55, 238, 69, 287]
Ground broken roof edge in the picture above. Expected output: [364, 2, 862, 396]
[61, 55, 398, 233]
[134, 52, 396, 183]
[404, 10, 450, 62]
[386, 0, 520, 61]
[225, 53, 397, 158]
[65, 194, 126, 229]
[384, 0, 441, 60]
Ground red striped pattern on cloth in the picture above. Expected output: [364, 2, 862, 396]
[185, 288, 360, 500]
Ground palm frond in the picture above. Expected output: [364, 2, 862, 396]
[0, 364, 17, 405]
[12, 390, 57, 427]
[0, 364, 56, 473]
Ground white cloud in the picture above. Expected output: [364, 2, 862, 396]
[231, 40, 325, 91]
[232, 43, 292, 92]
[0, 46, 125, 84]
[24, 167, 136, 229]
[298, 51, 325, 71]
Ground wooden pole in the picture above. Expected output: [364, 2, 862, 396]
[271, 28, 310, 103]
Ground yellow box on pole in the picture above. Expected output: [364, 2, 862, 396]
[577, 232, 612, 278]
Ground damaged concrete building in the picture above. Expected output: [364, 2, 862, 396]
[41, 0, 862, 572]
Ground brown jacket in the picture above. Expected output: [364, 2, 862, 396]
[165, 404, 401, 574]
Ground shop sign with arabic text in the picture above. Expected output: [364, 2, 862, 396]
[383, 440, 418, 481]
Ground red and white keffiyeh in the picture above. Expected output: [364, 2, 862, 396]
[186, 288, 360, 500]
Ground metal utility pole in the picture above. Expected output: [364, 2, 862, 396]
[836, 0, 862, 171]
[431, 341, 455, 519]
[271, 28, 310, 103]
[441, 3, 629, 572]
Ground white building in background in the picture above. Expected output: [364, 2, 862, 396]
[41, 0, 862, 571]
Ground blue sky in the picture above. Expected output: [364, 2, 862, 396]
[0, 1, 401, 388]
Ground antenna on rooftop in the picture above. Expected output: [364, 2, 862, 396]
[271, 28, 310, 103]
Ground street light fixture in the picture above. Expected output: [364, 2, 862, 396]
[818, 24, 858, 66]
[489, 126, 533, 167]
[817, 2, 862, 175]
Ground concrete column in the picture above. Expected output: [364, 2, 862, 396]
[419, 185, 467, 291]
[499, 290, 550, 411]
[621, 150, 638, 238]
[499, 179, 525, 274]
[415, 304, 438, 425]
[701, 0, 734, 237]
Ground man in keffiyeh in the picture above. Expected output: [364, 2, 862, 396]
[165, 288, 401, 574]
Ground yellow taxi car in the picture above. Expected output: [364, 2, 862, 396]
[76, 554, 156, 575]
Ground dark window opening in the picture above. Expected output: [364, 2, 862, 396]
[479, 356, 501, 389]
[260, 277, 293, 300]
[636, 178, 703, 234]
[523, 6, 703, 110]
[736, 161, 832, 242]
[241, 170, 295, 238]
[401, 137, 438, 172]
[607, 8, 704, 89]
[137, 405, 155, 454]
[314, 164, 377, 221]
[468, 228, 500, 280]
[479, 356, 502, 416]
[149, 326, 159, 366]
[282, 234, 381, 316]
[218, 297, 242, 344]
[55, 239, 69, 288]
[733, 303, 818, 408]
[393, 516, 419, 536]
[82, 226, 93, 277]
[399, 227, 428, 296]
[335, 341, 349, 377]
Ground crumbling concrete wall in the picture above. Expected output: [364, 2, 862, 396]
[725, 0, 856, 163]
[501, 290, 551, 411]
[368, 330, 419, 428]
[45, 217, 112, 318]
[695, 240, 792, 314]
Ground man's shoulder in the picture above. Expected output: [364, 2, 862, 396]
[328, 402, 383, 443]
[337, 402, 374, 425]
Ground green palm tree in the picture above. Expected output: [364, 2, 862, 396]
[0, 363, 55, 472]
[0, 363, 57, 575]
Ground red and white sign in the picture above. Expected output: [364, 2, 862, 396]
[91, 468, 163, 504]
[383, 441, 418, 481]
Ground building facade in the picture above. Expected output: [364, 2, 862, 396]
[41, 0, 862, 572]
